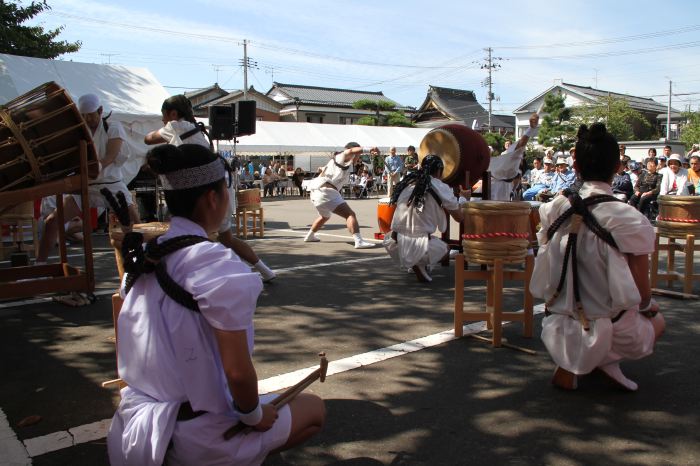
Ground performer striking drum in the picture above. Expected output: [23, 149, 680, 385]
[489, 113, 539, 201]
[303, 142, 375, 248]
[384, 155, 470, 282]
[36, 93, 139, 263]
[145, 95, 276, 282]
[107, 144, 325, 466]
[531, 123, 665, 392]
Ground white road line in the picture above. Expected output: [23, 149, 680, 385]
[18, 305, 544, 458]
[271, 256, 387, 274]
[0, 408, 31, 465]
[0, 289, 116, 310]
[275, 228, 383, 242]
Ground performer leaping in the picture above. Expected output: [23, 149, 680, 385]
[531, 123, 665, 392]
[303, 142, 375, 248]
[489, 113, 539, 201]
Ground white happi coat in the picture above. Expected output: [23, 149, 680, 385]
[107, 217, 267, 466]
[531, 181, 656, 374]
[384, 177, 458, 268]
[489, 144, 525, 201]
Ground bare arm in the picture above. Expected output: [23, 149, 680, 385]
[627, 253, 651, 306]
[514, 113, 539, 151]
[144, 129, 167, 145]
[102, 138, 123, 168]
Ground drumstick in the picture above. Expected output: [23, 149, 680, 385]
[223, 353, 328, 440]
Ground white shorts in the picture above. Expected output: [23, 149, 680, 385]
[73, 182, 134, 210]
[167, 393, 292, 466]
[541, 308, 655, 375]
[310, 187, 345, 218]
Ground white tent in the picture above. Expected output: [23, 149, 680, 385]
[214, 121, 432, 154]
[0, 53, 169, 182]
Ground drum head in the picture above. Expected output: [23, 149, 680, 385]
[418, 129, 460, 182]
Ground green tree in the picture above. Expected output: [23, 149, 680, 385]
[573, 96, 653, 141]
[482, 132, 506, 153]
[538, 92, 577, 151]
[352, 99, 413, 126]
[0, 1, 81, 59]
[680, 111, 700, 149]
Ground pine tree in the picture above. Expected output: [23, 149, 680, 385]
[0, 1, 81, 59]
[573, 96, 653, 141]
[537, 92, 576, 151]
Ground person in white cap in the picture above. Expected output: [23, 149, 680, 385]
[536, 154, 576, 201]
[659, 153, 690, 196]
[523, 155, 556, 200]
[488, 113, 539, 201]
[303, 142, 376, 248]
[36, 93, 139, 263]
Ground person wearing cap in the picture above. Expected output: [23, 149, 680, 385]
[612, 160, 633, 201]
[523, 155, 556, 200]
[36, 93, 139, 264]
[627, 161, 641, 189]
[107, 144, 325, 466]
[532, 122, 664, 392]
[629, 158, 661, 217]
[536, 154, 576, 201]
[384, 155, 471, 282]
[659, 153, 690, 196]
[489, 113, 539, 201]
[303, 142, 376, 248]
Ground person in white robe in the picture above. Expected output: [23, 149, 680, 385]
[107, 144, 325, 466]
[384, 155, 470, 282]
[145, 95, 276, 282]
[489, 113, 539, 201]
[659, 153, 690, 196]
[36, 93, 139, 262]
[531, 122, 665, 392]
[303, 142, 375, 248]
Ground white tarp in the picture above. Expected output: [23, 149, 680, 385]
[0, 53, 168, 183]
[213, 121, 433, 154]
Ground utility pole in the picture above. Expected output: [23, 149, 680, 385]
[480, 47, 501, 132]
[667, 80, 672, 140]
[593, 68, 599, 88]
[243, 39, 248, 99]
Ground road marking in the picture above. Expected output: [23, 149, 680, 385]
[275, 228, 383, 242]
[0, 289, 116, 310]
[17, 305, 544, 458]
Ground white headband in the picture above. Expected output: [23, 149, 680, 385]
[159, 158, 226, 190]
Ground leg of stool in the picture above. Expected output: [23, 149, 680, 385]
[650, 233, 660, 288]
[454, 254, 464, 337]
[684, 234, 695, 295]
[523, 255, 534, 338]
[486, 265, 494, 330]
[492, 259, 503, 347]
[243, 210, 249, 239]
[259, 208, 264, 237]
[235, 210, 241, 238]
[668, 237, 676, 288]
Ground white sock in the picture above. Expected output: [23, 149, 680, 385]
[353, 233, 362, 243]
[253, 260, 272, 275]
[305, 229, 316, 239]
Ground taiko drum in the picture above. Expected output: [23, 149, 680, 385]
[461, 201, 531, 264]
[377, 197, 396, 234]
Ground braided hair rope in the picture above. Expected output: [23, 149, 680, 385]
[390, 155, 444, 210]
[123, 234, 209, 312]
[544, 193, 622, 330]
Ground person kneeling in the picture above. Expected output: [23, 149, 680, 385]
[384, 155, 469, 283]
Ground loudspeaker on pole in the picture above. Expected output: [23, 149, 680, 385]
[236, 100, 256, 136]
[209, 105, 235, 140]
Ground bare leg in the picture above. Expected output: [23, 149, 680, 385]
[273, 393, 325, 453]
[310, 215, 329, 233]
[37, 196, 82, 263]
[332, 202, 359, 234]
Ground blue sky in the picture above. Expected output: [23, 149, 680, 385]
[28, 0, 700, 114]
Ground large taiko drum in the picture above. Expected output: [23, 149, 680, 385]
[237, 188, 261, 209]
[527, 200, 542, 248]
[109, 221, 170, 281]
[462, 201, 531, 264]
[0, 82, 99, 192]
[377, 197, 396, 234]
[418, 124, 490, 188]
[656, 195, 700, 238]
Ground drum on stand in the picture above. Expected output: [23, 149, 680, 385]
[377, 197, 396, 234]
[656, 195, 700, 238]
[237, 188, 262, 209]
[462, 201, 531, 264]
[527, 200, 542, 250]
[109, 220, 170, 281]
[0, 82, 99, 194]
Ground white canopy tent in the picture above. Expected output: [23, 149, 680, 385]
[0, 53, 169, 183]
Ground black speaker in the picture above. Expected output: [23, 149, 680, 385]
[236, 100, 256, 136]
[209, 105, 235, 140]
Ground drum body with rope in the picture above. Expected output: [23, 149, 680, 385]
[527, 200, 542, 249]
[236, 188, 261, 209]
[0, 82, 99, 192]
[109, 221, 170, 281]
[656, 195, 700, 238]
[418, 124, 490, 188]
[377, 197, 396, 234]
[462, 201, 531, 264]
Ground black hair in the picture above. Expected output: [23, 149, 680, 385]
[147, 144, 225, 219]
[345, 141, 361, 150]
[644, 157, 657, 166]
[574, 123, 619, 182]
[407, 145, 416, 152]
[648, 147, 657, 156]
[664, 145, 672, 151]
[161, 95, 196, 124]
[390, 154, 443, 208]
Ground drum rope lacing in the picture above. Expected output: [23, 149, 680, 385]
[462, 232, 530, 239]
[657, 217, 700, 223]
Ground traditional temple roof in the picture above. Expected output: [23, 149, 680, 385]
[266, 82, 408, 109]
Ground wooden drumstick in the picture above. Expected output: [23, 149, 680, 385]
[223, 352, 328, 440]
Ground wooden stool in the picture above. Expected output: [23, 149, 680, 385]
[0, 202, 39, 260]
[454, 254, 534, 347]
[235, 206, 264, 239]
[650, 232, 700, 295]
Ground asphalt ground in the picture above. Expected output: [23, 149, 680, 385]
[1, 194, 699, 465]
